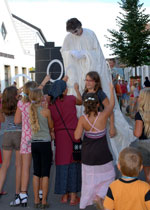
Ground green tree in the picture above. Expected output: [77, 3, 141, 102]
[106, 0, 150, 76]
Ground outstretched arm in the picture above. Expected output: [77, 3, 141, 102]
[74, 83, 82, 105]
[103, 83, 115, 119]
[38, 75, 50, 89]
[102, 98, 116, 138]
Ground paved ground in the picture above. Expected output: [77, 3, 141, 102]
[0, 109, 145, 210]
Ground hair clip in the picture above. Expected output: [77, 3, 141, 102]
[85, 97, 95, 102]
[31, 100, 36, 104]
[22, 92, 28, 98]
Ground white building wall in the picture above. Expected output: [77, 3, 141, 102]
[0, 0, 36, 92]
[124, 65, 150, 87]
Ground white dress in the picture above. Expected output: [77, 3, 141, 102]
[60, 28, 135, 162]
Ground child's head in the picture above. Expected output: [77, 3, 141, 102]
[29, 88, 43, 134]
[85, 71, 102, 92]
[29, 88, 43, 104]
[2, 86, 18, 115]
[138, 88, 150, 137]
[22, 81, 38, 103]
[83, 93, 99, 116]
[48, 80, 67, 103]
[118, 147, 143, 177]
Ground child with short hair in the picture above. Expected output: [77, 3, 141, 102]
[100, 147, 150, 210]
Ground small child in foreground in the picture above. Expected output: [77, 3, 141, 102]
[97, 147, 150, 210]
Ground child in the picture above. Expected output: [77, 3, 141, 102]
[101, 147, 150, 210]
[0, 86, 22, 197]
[29, 88, 53, 208]
[83, 71, 116, 137]
[10, 75, 50, 207]
[74, 83, 115, 209]
[48, 80, 82, 205]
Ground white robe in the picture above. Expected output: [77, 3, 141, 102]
[60, 28, 135, 161]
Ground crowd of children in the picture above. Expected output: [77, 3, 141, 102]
[0, 72, 150, 210]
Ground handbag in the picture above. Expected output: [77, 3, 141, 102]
[54, 102, 82, 162]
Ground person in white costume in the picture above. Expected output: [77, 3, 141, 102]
[60, 18, 135, 161]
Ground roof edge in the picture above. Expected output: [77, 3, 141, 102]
[12, 13, 47, 43]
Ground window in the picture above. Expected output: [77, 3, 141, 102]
[1, 22, 7, 40]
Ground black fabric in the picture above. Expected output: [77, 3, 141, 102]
[144, 80, 150, 87]
[135, 112, 148, 139]
[145, 190, 150, 201]
[119, 178, 138, 183]
[31, 142, 52, 177]
[106, 187, 114, 200]
[72, 140, 82, 162]
[96, 89, 107, 110]
[81, 134, 113, 165]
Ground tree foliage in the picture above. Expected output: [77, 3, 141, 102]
[106, 0, 150, 72]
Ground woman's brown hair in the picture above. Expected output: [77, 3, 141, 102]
[2, 86, 18, 116]
[85, 71, 102, 93]
[83, 93, 99, 117]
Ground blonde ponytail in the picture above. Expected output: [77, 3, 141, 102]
[29, 88, 43, 134]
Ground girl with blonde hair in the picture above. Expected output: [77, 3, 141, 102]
[29, 88, 53, 208]
[133, 87, 150, 184]
[10, 75, 50, 207]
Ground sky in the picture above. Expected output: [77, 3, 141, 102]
[7, 0, 150, 58]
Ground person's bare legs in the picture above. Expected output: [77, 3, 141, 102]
[42, 177, 49, 205]
[21, 153, 32, 192]
[15, 150, 22, 194]
[33, 175, 40, 204]
[143, 166, 150, 184]
[39, 178, 43, 200]
[0, 149, 12, 192]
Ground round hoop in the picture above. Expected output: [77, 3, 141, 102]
[46, 59, 63, 83]
[11, 74, 32, 84]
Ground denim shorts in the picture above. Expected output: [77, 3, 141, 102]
[2, 131, 21, 150]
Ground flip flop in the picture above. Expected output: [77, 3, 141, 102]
[61, 195, 68, 203]
[70, 196, 80, 206]
[0, 191, 7, 196]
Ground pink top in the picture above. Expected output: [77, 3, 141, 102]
[18, 100, 31, 147]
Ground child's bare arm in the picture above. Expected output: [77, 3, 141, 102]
[74, 83, 82, 105]
[14, 107, 22, 124]
[38, 75, 50, 89]
[47, 109, 55, 140]
[74, 116, 84, 139]
[103, 83, 115, 118]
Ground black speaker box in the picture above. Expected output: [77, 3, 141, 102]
[35, 42, 64, 94]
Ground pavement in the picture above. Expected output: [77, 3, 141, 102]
[0, 108, 145, 210]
